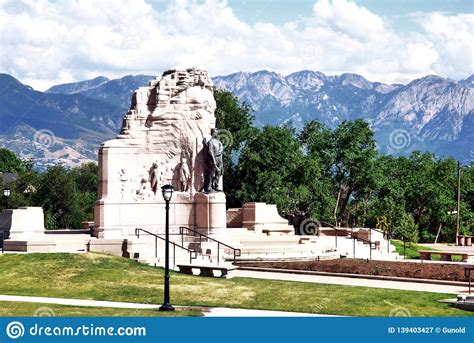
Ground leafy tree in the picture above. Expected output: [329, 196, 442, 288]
[297, 121, 336, 223]
[299, 120, 334, 170]
[34, 165, 83, 229]
[331, 120, 378, 225]
[235, 125, 305, 221]
[0, 148, 24, 173]
[214, 89, 256, 207]
[71, 162, 98, 222]
[393, 212, 419, 244]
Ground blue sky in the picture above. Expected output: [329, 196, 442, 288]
[1, 0, 472, 90]
[149, 0, 473, 28]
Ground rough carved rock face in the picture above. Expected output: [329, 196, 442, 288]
[110, 67, 217, 198]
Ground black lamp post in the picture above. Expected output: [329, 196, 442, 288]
[159, 184, 175, 312]
[3, 187, 10, 210]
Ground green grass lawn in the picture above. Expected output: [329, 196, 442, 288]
[0, 253, 470, 317]
[392, 240, 437, 259]
[391, 240, 462, 262]
[0, 301, 200, 317]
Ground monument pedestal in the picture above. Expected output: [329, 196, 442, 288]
[94, 192, 227, 239]
[195, 192, 227, 238]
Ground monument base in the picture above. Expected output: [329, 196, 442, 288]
[4, 240, 56, 252]
[94, 192, 227, 239]
[233, 203, 295, 234]
[0, 207, 46, 239]
[195, 192, 227, 238]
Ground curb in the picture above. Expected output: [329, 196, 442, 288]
[236, 266, 469, 287]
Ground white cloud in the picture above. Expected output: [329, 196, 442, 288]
[0, 0, 472, 90]
[312, 0, 386, 40]
[416, 12, 474, 79]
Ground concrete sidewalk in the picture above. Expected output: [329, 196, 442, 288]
[0, 295, 159, 309]
[0, 295, 329, 317]
[418, 243, 474, 253]
[231, 269, 467, 294]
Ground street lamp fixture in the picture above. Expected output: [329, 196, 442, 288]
[161, 184, 174, 202]
[159, 184, 175, 312]
[3, 187, 10, 209]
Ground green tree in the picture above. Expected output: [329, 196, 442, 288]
[332, 120, 377, 225]
[0, 148, 24, 173]
[394, 212, 419, 244]
[71, 162, 98, 222]
[34, 165, 83, 229]
[214, 89, 256, 207]
[297, 121, 336, 224]
[235, 125, 305, 220]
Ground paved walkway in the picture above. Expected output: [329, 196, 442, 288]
[418, 243, 474, 253]
[0, 295, 329, 317]
[231, 270, 468, 294]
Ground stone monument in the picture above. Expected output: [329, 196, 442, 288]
[0, 207, 55, 252]
[94, 67, 226, 239]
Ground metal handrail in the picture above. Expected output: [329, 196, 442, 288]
[135, 228, 197, 267]
[370, 226, 396, 256]
[465, 267, 474, 295]
[318, 220, 342, 248]
[319, 221, 378, 259]
[179, 226, 241, 264]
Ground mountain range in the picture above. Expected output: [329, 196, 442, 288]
[0, 70, 472, 169]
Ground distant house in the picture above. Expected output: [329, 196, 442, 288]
[0, 173, 37, 194]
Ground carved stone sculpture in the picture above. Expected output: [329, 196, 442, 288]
[149, 161, 159, 195]
[119, 169, 128, 199]
[94, 67, 227, 239]
[178, 156, 191, 192]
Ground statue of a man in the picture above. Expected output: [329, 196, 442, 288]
[149, 161, 159, 195]
[178, 156, 191, 192]
[203, 128, 223, 193]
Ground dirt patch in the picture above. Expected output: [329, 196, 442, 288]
[237, 259, 471, 282]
